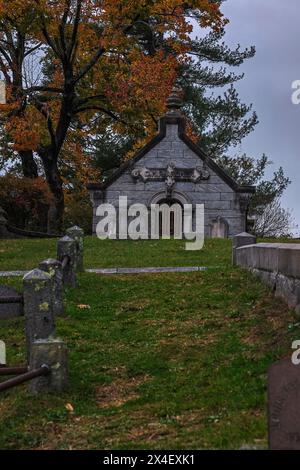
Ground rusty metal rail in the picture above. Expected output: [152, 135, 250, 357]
[0, 366, 28, 375]
[0, 364, 50, 392]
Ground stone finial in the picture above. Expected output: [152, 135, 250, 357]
[166, 87, 183, 115]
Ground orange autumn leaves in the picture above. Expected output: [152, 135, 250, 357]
[0, 0, 226, 160]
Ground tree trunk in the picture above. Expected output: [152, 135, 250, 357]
[40, 151, 64, 234]
[19, 150, 38, 178]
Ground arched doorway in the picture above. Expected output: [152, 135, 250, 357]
[148, 191, 191, 239]
[158, 199, 183, 236]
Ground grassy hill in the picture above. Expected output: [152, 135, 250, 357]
[0, 237, 231, 271]
[0, 238, 299, 449]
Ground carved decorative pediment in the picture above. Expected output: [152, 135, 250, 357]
[131, 167, 153, 182]
[131, 163, 210, 184]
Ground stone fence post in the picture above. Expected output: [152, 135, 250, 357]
[39, 259, 64, 316]
[23, 269, 56, 360]
[28, 338, 68, 394]
[66, 225, 84, 272]
[23, 269, 68, 394]
[57, 236, 77, 287]
[232, 232, 257, 266]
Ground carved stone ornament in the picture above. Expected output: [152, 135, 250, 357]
[131, 163, 210, 186]
[131, 167, 152, 182]
[165, 163, 176, 197]
[191, 167, 210, 183]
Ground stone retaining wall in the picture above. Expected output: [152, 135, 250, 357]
[235, 239, 300, 314]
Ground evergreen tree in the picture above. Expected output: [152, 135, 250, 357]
[179, 29, 258, 157]
[218, 154, 291, 222]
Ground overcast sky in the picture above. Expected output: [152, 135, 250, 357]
[207, 0, 300, 234]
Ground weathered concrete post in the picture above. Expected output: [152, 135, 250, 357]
[66, 225, 84, 272]
[57, 236, 77, 287]
[23, 269, 56, 359]
[39, 258, 64, 316]
[232, 232, 257, 266]
[28, 338, 68, 394]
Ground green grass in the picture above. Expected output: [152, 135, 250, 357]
[0, 239, 299, 449]
[0, 237, 231, 271]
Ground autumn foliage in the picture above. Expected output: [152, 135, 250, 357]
[0, 0, 226, 231]
[0, 174, 53, 230]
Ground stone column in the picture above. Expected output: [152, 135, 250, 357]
[23, 269, 56, 359]
[66, 225, 84, 272]
[39, 258, 64, 316]
[28, 338, 68, 394]
[57, 236, 77, 287]
[232, 232, 257, 265]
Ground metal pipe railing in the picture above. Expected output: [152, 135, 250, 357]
[0, 364, 50, 392]
[0, 366, 28, 375]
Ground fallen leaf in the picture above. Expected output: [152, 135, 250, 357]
[77, 304, 91, 310]
[65, 403, 74, 412]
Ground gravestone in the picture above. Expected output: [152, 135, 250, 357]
[0, 284, 23, 319]
[210, 217, 228, 238]
[268, 357, 300, 449]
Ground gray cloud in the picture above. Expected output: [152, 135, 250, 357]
[200, 0, 300, 233]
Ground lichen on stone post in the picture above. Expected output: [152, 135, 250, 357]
[66, 225, 84, 272]
[23, 268, 56, 360]
[39, 258, 64, 316]
[28, 338, 68, 394]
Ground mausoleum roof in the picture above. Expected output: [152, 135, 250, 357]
[87, 90, 255, 195]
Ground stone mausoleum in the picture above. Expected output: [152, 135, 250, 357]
[87, 90, 255, 238]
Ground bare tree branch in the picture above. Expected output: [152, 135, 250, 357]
[25, 86, 64, 94]
[24, 42, 43, 57]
